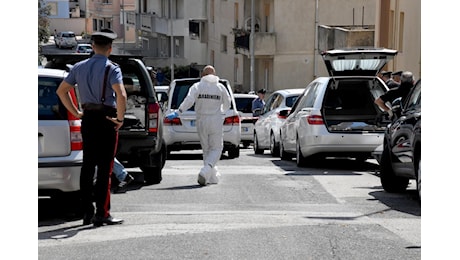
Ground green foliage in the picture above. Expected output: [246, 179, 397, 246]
[38, 0, 51, 64]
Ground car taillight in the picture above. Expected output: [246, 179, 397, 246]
[307, 115, 324, 125]
[223, 115, 240, 125]
[68, 119, 83, 151]
[163, 116, 182, 125]
[67, 89, 82, 150]
[148, 103, 160, 132]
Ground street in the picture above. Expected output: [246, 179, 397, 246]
[38, 148, 421, 260]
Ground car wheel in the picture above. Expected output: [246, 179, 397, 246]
[416, 157, 421, 201]
[227, 145, 240, 159]
[141, 166, 162, 185]
[296, 136, 308, 167]
[269, 132, 280, 157]
[253, 133, 264, 155]
[380, 144, 409, 193]
[279, 138, 291, 161]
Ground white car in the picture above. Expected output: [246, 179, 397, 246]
[253, 88, 304, 156]
[234, 93, 258, 148]
[75, 43, 93, 53]
[163, 78, 241, 158]
[279, 48, 397, 166]
[55, 31, 78, 49]
[38, 68, 83, 197]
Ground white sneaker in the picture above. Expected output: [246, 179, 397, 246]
[197, 165, 211, 186]
[208, 166, 221, 184]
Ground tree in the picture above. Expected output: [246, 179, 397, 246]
[38, 0, 51, 64]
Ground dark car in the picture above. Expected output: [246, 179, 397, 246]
[380, 79, 421, 199]
[43, 54, 167, 185]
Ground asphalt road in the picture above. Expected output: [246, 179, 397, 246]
[38, 148, 420, 260]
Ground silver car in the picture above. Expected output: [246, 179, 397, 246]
[234, 93, 258, 148]
[163, 78, 241, 158]
[253, 88, 304, 156]
[38, 68, 83, 197]
[55, 31, 78, 49]
[279, 48, 397, 166]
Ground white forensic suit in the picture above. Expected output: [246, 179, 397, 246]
[178, 74, 231, 184]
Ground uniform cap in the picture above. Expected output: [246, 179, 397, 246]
[257, 89, 266, 94]
[91, 29, 117, 43]
[380, 71, 392, 77]
[391, 71, 403, 77]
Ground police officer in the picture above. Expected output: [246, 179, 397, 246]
[165, 66, 231, 186]
[379, 70, 399, 89]
[252, 88, 266, 116]
[56, 29, 127, 226]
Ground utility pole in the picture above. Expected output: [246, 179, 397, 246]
[170, 0, 174, 81]
[250, 0, 255, 92]
[122, 0, 125, 54]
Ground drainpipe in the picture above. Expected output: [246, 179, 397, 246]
[314, 0, 319, 79]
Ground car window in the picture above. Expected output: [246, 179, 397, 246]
[285, 95, 299, 107]
[300, 83, 320, 109]
[271, 94, 283, 110]
[262, 94, 276, 114]
[235, 97, 255, 113]
[404, 81, 421, 111]
[38, 76, 68, 120]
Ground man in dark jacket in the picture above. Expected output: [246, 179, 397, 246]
[375, 71, 415, 119]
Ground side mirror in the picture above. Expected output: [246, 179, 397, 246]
[278, 109, 291, 119]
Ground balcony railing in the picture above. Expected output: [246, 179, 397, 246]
[234, 30, 276, 56]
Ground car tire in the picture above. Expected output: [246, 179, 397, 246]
[269, 132, 280, 157]
[253, 133, 264, 155]
[296, 136, 308, 167]
[416, 157, 421, 201]
[227, 145, 240, 159]
[279, 139, 291, 161]
[141, 166, 162, 185]
[380, 145, 409, 193]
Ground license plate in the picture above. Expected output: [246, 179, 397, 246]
[242, 127, 248, 132]
[190, 120, 195, 127]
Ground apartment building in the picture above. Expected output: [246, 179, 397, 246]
[125, 0, 208, 69]
[208, 0, 420, 94]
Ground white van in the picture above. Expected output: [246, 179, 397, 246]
[55, 31, 78, 49]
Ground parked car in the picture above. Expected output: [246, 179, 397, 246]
[379, 79, 421, 199]
[163, 78, 241, 158]
[55, 31, 78, 49]
[75, 43, 93, 53]
[279, 48, 397, 166]
[253, 88, 304, 156]
[234, 93, 258, 148]
[38, 67, 82, 198]
[43, 53, 167, 185]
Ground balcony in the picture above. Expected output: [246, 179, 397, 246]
[234, 30, 276, 57]
[141, 13, 156, 32]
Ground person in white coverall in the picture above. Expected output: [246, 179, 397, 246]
[165, 65, 231, 186]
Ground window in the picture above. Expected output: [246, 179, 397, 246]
[234, 3, 239, 28]
[221, 35, 227, 53]
[398, 12, 405, 53]
[210, 0, 215, 23]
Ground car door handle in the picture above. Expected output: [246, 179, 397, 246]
[38, 133, 43, 137]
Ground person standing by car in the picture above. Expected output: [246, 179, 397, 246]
[391, 70, 403, 84]
[375, 71, 415, 119]
[252, 88, 266, 116]
[56, 29, 127, 227]
[379, 71, 399, 89]
[165, 65, 231, 186]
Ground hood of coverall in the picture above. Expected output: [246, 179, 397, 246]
[201, 74, 220, 85]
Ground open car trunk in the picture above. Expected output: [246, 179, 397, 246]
[322, 78, 389, 133]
